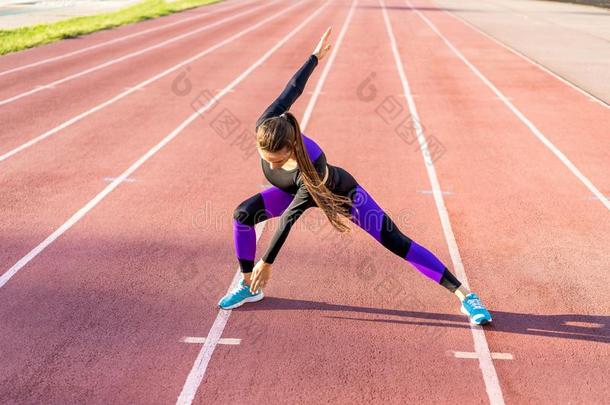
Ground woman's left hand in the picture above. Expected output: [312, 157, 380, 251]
[312, 26, 332, 61]
[250, 259, 273, 294]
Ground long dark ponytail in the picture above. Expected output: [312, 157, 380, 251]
[257, 112, 353, 233]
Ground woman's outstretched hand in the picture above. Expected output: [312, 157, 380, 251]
[313, 26, 332, 61]
[250, 259, 272, 294]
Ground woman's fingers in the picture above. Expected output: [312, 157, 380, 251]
[323, 26, 332, 41]
[321, 28, 331, 49]
[313, 27, 332, 59]
[249, 271, 259, 293]
[251, 276, 268, 293]
[249, 261, 271, 293]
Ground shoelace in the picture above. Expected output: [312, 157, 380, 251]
[231, 283, 249, 295]
[236, 281, 260, 295]
[467, 296, 484, 310]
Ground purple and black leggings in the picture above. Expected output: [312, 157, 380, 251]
[232, 174, 462, 293]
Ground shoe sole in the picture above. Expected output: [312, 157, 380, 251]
[460, 305, 492, 325]
[218, 291, 264, 310]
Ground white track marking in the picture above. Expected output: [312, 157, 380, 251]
[300, 0, 356, 130]
[0, 0, 275, 107]
[417, 189, 453, 195]
[490, 353, 513, 360]
[0, 0, 257, 78]
[181, 337, 242, 345]
[406, 0, 610, 212]
[175, 224, 260, 405]
[452, 351, 513, 360]
[0, 0, 291, 164]
[562, 321, 604, 328]
[437, 2, 610, 109]
[176, 1, 356, 403]
[0, 0, 308, 289]
[379, 1, 506, 404]
[103, 177, 137, 183]
[583, 195, 610, 201]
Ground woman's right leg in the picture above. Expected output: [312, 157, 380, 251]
[232, 185, 295, 276]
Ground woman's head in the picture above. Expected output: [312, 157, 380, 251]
[256, 113, 296, 168]
[258, 147, 292, 170]
[256, 112, 353, 233]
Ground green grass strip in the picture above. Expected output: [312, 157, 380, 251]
[0, 0, 224, 56]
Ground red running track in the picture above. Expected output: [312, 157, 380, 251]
[0, 0, 608, 403]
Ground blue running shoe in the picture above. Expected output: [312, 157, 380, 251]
[460, 293, 492, 325]
[217, 279, 264, 310]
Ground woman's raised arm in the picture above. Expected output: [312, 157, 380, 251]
[255, 27, 332, 131]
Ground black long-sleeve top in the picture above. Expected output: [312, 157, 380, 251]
[255, 54, 329, 264]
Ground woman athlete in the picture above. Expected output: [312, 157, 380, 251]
[218, 27, 492, 325]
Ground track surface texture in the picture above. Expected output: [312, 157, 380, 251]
[1, 0, 608, 404]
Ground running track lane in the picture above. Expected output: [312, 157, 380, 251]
[416, 0, 609, 207]
[0, 0, 264, 105]
[2, 0, 604, 400]
[0, 0, 338, 402]
[0, 0, 282, 158]
[0, 0, 304, 272]
[388, 1, 609, 403]
[0, 2, 342, 402]
[0, 0, 244, 76]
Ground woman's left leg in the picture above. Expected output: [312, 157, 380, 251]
[346, 183, 462, 293]
[345, 182, 493, 324]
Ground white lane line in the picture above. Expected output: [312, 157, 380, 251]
[562, 321, 604, 328]
[176, 1, 357, 403]
[0, 0, 310, 289]
[406, 0, 610, 212]
[103, 177, 137, 183]
[437, 2, 610, 109]
[0, 0, 275, 107]
[0, 0, 290, 164]
[379, 1, 505, 404]
[452, 351, 514, 360]
[34, 84, 56, 90]
[300, 0, 355, 130]
[0, 0, 258, 78]
[417, 189, 453, 195]
[181, 337, 242, 345]
[583, 195, 610, 201]
[177, 261, 251, 405]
